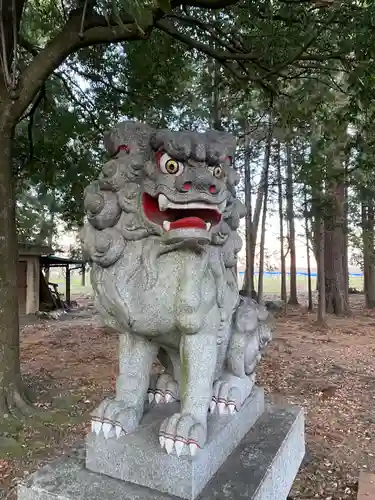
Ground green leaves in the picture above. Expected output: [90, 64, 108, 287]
[157, 0, 171, 13]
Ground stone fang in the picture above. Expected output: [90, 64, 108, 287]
[157, 193, 222, 214]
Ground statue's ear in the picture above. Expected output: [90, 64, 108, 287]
[104, 121, 155, 157]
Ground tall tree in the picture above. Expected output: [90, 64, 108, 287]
[276, 140, 287, 305]
[286, 141, 299, 305]
[258, 108, 272, 301]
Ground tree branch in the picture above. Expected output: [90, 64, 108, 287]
[69, 64, 127, 93]
[53, 71, 103, 133]
[19, 83, 45, 122]
[18, 35, 39, 56]
[13, 12, 147, 120]
[179, 0, 238, 7]
[10, 0, 242, 121]
[157, 18, 265, 62]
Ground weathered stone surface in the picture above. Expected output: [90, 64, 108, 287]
[17, 403, 305, 500]
[86, 387, 264, 499]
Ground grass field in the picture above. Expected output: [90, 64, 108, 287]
[50, 270, 364, 298]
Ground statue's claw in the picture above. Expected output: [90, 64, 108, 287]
[159, 413, 206, 457]
[148, 373, 179, 405]
[210, 373, 255, 417]
[210, 380, 241, 415]
[90, 398, 140, 439]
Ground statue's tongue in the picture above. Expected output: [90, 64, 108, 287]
[169, 217, 206, 230]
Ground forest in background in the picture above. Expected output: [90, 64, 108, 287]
[2, 0, 375, 417]
[14, 0, 375, 322]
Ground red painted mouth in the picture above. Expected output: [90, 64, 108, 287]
[142, 193, 221, 231]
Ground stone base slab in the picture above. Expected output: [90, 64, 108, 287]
[17, 403, 305, 500]
[85, 387, 265, 499]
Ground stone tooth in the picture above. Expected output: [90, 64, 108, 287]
[218, 402, 227, 415]
[155, 393, 162, 404]
[93, 421, 102, 435]
[115, 425, 122, 438]
[189, 443, 199, 457]
[165, 438, 174, 455]
[148, 392, 154, 403]
[159, 436, 166, 448]
[102, 422, 112, 439]
[163, 221, 171, 231]
[175, 441, 184, 457]
[164, 393, 173, 403]
[206, 222, 211, 231]
[218, 199, 227, 213]
[209, 400, 216, 413]
[158, 194, 170, 211]
[228, 403, 236, 415]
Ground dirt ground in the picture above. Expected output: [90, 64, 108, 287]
[1, 295, 375, 499]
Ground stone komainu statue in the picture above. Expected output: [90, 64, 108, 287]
[80, 121, 272, 457]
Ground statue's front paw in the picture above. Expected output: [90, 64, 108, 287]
[148, 373, 179, 404]
[91, 398, 140, 439]
[210, 373, 255, 416]
[159, 413, 206, 458]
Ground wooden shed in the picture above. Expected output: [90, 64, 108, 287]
[18, 244, 53, 315]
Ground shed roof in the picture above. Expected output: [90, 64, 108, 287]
[40, 255, 86, 266]
[18, 244, 53, 257]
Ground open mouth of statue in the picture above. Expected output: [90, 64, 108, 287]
[142, 193, 224, 232]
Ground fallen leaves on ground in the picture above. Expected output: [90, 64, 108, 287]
[259, 296, 375, 499]
[0, 295, 374, 499]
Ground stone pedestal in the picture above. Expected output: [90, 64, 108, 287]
[17, 402, 305, 500]
[86, 387, 264, 499]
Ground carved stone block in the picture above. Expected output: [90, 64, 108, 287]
[17, 403, 305, 500]
[86, 387, 264, 500]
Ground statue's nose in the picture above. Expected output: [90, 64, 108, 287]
[176, 170, 219, 194]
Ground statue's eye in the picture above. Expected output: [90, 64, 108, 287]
[209, 165, 223, 179]
[158, 153, 184, 176]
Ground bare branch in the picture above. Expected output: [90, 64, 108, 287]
[53, 71, 103, 133]
[69, 65, 127, 93]
[157, 18, 264, 62]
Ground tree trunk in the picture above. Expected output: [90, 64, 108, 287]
[324, 181, 349, 315]
[363, 200, 375, 308]
[0, 124, 33, 416]
[276, 140, 287, 305]
[304, 190, 313, 311]
[258, 113, 272, 302]
[242, 136, 255, 297]
[317, 214, 326, 324]
[342, 161, 349, 307]
[362, 202, 369, 303]
[250, 165, 266, 273]
[367, 203, 375, 307]
[286, 141, 298, 305]
[81, 265, 86, 287]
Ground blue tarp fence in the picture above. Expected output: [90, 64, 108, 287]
[238, 271, 363, 278]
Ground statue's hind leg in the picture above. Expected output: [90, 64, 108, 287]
[148, 347, 180, 404]
[91, 331, 157, 439]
